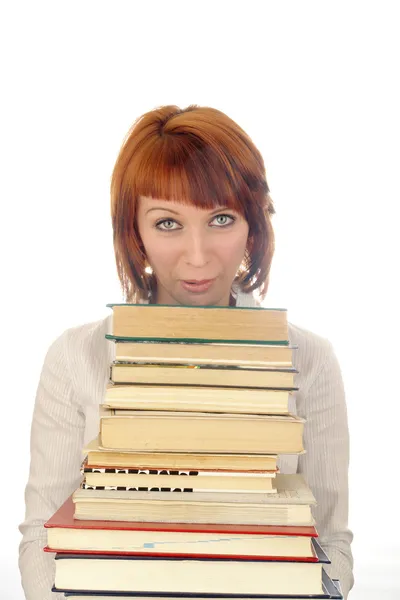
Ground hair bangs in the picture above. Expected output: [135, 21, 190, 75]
[127, 133, 249, 215]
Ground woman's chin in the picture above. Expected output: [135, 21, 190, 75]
[177, 287, 230, 307]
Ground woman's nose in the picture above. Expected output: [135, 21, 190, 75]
[183, 231, 210, 267]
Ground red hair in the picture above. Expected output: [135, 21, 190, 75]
[111, 104, 275, 303]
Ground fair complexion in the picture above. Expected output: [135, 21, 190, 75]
[136, 196, 249, 306]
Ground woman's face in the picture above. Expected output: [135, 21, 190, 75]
[137, 196, 249, 306]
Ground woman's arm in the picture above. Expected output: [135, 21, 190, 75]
[19, 329, 85, 600]
[298, 342, 354, 598]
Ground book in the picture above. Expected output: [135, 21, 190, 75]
[84, 437, 280, 471]
[99, 409, 305, 454]
[332, 580, 342, 596]
[81, 458, 277, 477]
[72, 474, 316, 525]
[45, 495, 317, 558]
[81, 471, 277, 494]
[107, 304, 288, 344]
[113, 340, 296, 367]
[103, 384, 291, 414]
[58, 571, 343, 598]
[82, 458, 277, 475]
[46, 302, 338, 600]
[58, 572, 342, 599]
[109, 364, 298, 391]
[52, 541, 329, 595]
[81, 455, 277, 493]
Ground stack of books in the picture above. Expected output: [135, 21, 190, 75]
[44, 303, 343, 599]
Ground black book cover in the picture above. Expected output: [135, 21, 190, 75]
[57, 568, 342, 598]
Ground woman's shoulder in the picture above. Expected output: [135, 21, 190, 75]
[64, 313, 112, 343]
[288, 321, 336, 396]
[43, 314, 113, 403]
[47, 313, 113, 375]
[288, 320, 332, 354]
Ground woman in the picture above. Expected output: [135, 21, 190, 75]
[19, 105, 354, 599]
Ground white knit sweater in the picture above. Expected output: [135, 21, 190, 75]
[18, 292, 354, 599]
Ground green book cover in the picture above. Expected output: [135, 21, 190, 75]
[107, 303, 287, 311]
[106, 304, 289, 345]
[105, 334, 289, 346]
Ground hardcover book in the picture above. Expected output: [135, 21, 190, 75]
[52, 539, 329, 595]
[109, 363, 298, 391]
[45, 494, 318, 559]
[72, 474, 316, 526]
[103, 384, 292, 415]
[58, 570, 342, 598]
[99, 409, 305, 454]
[106, 304, 289, 345]
[112, 340, 296, 367]
[83, 437, 280, 471]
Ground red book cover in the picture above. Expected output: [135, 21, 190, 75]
[44, 495, 319, 562]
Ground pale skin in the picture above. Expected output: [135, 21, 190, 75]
[136, 196, 250, 307]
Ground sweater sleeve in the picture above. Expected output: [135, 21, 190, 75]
[297, 342, 354, 599]
[18, 329, 85, 600]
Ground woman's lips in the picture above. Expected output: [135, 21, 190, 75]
[181, 279, 215, 293]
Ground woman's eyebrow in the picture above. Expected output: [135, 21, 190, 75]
[209, 206, 231, 215]
[145, 206, 231, 216]
[145, 207, 180, 215]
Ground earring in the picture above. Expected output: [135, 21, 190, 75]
[238, 260, 247, 274]
[142, 253, 153, 275]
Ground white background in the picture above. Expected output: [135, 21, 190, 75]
[1, 1, 399, 598]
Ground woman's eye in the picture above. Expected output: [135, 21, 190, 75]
[155, 215, 235, 230]
[212, 214, 235, 227]
[156, 219, 180, 231]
